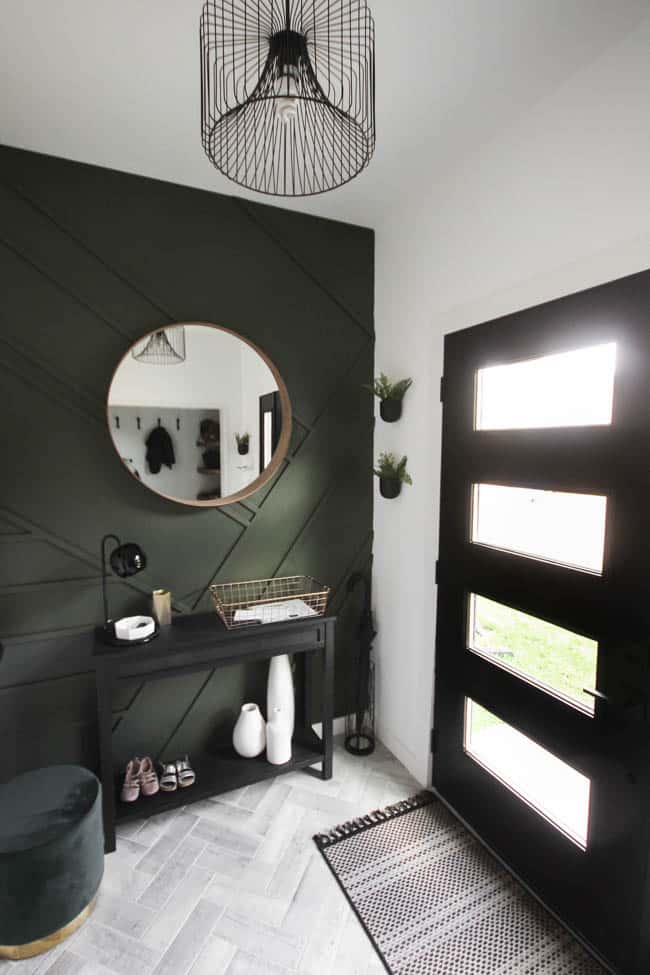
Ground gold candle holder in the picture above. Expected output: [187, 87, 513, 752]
[152, 589, 172, 626]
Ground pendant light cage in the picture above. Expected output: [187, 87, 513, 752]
[132, 327, 186, 365]
[200, 0, 375, 196]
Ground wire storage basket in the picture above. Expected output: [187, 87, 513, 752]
[210, 575, 331, 629]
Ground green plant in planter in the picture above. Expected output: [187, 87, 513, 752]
[373, 452, 412, 499]
[235, 432, 250, 455]
[364, 373, 413, 422]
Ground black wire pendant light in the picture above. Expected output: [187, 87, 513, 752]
[200, 0, 376, 197]
[132, 327, 186, 365]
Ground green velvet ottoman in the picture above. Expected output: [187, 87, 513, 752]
[0, 765, 104, 960]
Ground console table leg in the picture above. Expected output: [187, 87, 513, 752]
[321, 621, 335, 780]
[96, 664, 116, 853]
[302, 649, 313, 732]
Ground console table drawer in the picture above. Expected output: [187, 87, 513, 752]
[101, 621, 325, 681]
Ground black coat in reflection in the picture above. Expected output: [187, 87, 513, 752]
[146, 425, 175, 474]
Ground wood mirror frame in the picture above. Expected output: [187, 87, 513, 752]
[106, 322, 292, 508]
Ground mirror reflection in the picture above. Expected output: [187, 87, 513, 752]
[107, 323, 290, 506]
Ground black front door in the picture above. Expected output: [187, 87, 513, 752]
[433, 269, 650, 974]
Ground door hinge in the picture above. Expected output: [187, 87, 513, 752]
[435, 560, 440, 585]
[430, 728, 437, 754]
[440, 376, 445, 403]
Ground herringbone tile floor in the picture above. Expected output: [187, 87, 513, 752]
[3, 740, 420, 975]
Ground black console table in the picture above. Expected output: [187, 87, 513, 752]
[93, 612, 335, 852]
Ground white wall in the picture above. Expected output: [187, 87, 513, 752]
[109, 326, 243, 409]
[373, 14, 650, 785]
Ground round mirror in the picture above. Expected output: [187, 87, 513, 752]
[107, 323, 291, 507]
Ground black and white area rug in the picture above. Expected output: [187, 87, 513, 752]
[314, 793, 605, 975]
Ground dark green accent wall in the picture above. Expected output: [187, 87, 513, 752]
[0, 146, 374, 780]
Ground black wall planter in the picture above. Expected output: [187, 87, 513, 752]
[237, 442, 249, 456]
[379, 477, 401, 499]
[380, 398, 402, 422]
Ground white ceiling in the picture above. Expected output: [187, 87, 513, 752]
[0, 1, 648, 229]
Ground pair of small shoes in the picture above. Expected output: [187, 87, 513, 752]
[120, 756, 160, 803]
[159, 755, 196, 792]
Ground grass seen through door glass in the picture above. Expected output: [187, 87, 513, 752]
[468, 595, 598, 720]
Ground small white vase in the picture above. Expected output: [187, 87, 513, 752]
[267, 654, 294, 738]
[267, 707, 292, 765]
[232, 703, 266, 758]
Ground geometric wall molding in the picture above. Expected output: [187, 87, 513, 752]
[0, 144, 374, 780]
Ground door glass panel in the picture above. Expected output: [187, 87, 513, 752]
[472, 484, 607, 573]
[475, 343, 616, 430]
[469, 595, 598, 714]
[464, 699, 591, 847]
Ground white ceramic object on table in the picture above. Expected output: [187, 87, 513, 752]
[266, 707, 292, 765]
[232, 703, 266, 758]
[113, 615, 156, 641]
[267, 655, 294, 737]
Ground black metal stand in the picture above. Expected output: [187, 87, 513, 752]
[344, 572, 376, 757]
[93, 612, 335, 852]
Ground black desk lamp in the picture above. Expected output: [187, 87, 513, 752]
[99, 533, 158, 646]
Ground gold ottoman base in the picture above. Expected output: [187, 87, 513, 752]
[0, 895, 96, 961]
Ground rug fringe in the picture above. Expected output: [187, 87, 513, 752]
[313, 790, 436, 849]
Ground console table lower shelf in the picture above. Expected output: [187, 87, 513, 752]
[93, 612, 336, 852]
[114, 731, 325, 825]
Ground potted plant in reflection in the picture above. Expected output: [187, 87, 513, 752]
[235, 432, 250, 456]
[364, 373, 413, 422]
[373, 452, 413, 499]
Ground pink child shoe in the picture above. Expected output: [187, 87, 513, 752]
[139, 757, 160, 797]
[120, 757, 142, 803]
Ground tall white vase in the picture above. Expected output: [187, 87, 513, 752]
[267, 655, 294, 738]
[267, 707, 292, 765]
[232, 703, 266, 758]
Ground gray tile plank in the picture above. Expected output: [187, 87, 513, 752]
[285, 787, 360, 821]
[191, 819, 262, 858]
[73, 921, 160, 975]
[135, 811, 199, 876]
[226, 888, 292, 929]
[249, 782, 292, 835]
[213, 913, 304, 970]
[100, 853, 152, 901]
[141, 866, 214, 952]
[226, 950, 289, 975]
[192, 799, 254, 829]
[35, 950, 87, 975]
[150, 899, 224, 975]
[281, 854, 345, 938]
[253, 802, 306, 873]
[266, 810, 324, 903]
[236, 779, 274, 812]
[109, 836, 150, 866]
[138, 835, 206, 910]
[196, 846, 252, 881]
[114, 818, 146, 840]
[93, 889, 156, 938]
[188, 935, 237, 975]
[330, 911, 378, 975]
